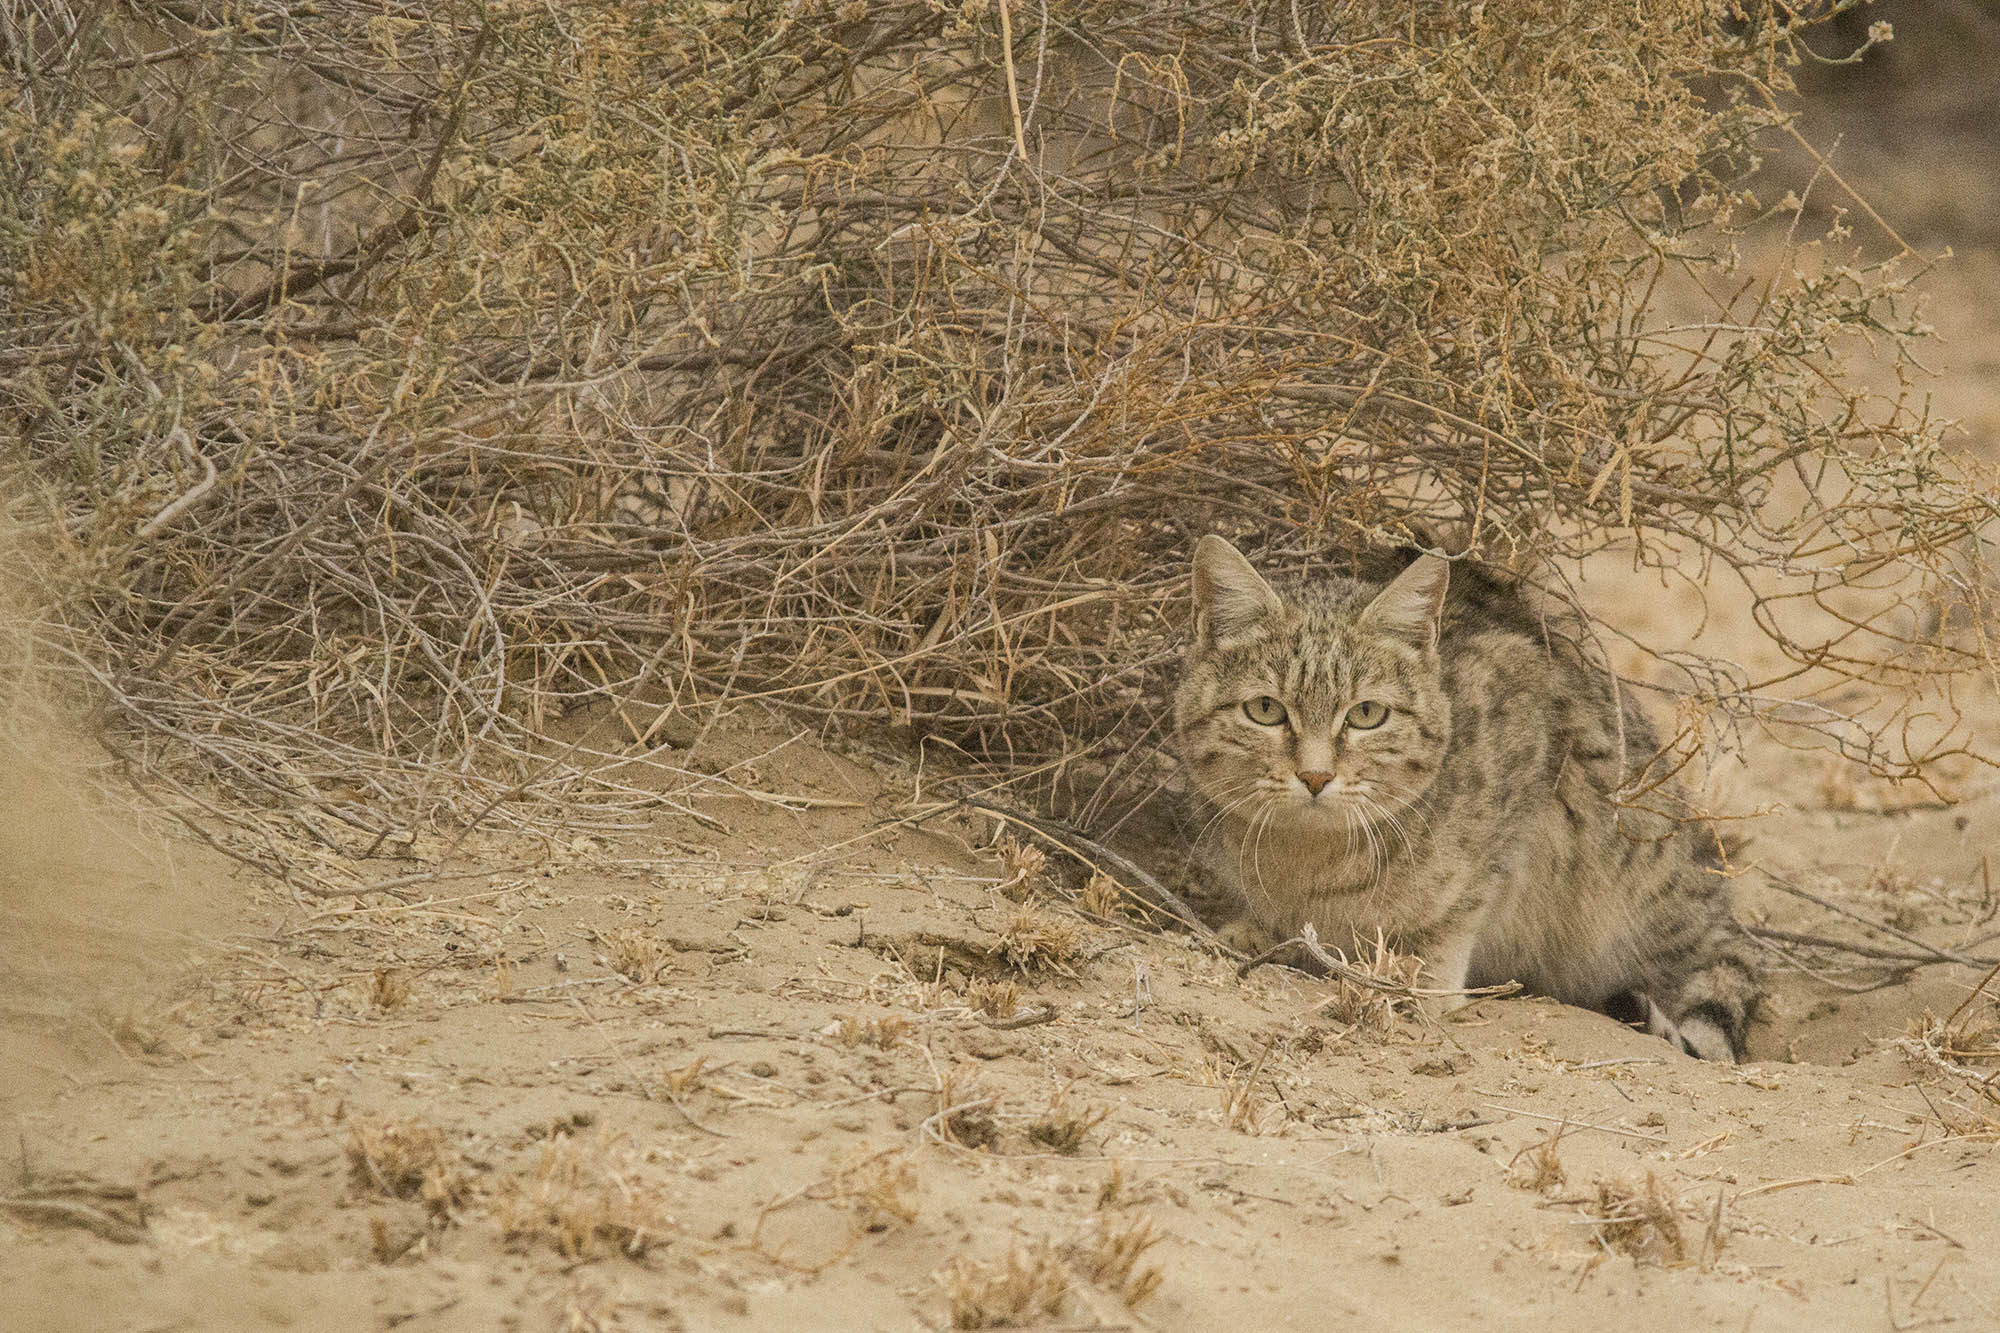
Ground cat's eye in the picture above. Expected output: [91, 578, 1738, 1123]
[1345, 700, 1390, 729]
[1242, 696, 1288, 726]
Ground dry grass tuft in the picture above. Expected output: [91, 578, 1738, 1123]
[1219, 1043, 1279, 1135]
[939, 1236, 1073, 1330]
[997, 839, 1050, 902]
[1079, 872, 1126, 920]
[490, 1132, 677, 1259]
[368, 970, 411, 1013]
[1507, 1125, 1569, 1193]
[1067, 1214, 1166, 1309]
[929, 1065, 1002, 1151]
[1095, 1161, 1125, 1210]
[1027, 1086, 1110, 1156]
[939, 1214, 1165, 1328]
[600, 930, 667, 984]
[848, 1155, 922, 1234]
[968, 979, 1020, 1020]
[827, 1012, 912, 1050]
[995, 906, 1086, 978]
[347, 1118, 477, 1222]
[1312, 933, 1426, 1034]
[1574, 1173, 1686, 1264]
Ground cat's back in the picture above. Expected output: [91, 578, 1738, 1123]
[1427, 562, 1642, 795]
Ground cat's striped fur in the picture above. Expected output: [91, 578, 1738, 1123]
[1173, 536, 1760, 1060]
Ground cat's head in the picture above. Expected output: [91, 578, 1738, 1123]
[1173, 535, 1453, 830]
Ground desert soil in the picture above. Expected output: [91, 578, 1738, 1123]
[6, 25, 2000, 1333]
[3, 687, 1998, 1332]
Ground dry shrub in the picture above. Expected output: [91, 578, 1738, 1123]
[347, 1118, 476, 1222]
[490, 1132, 677, 1259]
[846, 1155, 922, 1234]
[1897, 969, 2000, 1133]
[2, 2, 1989, 862]
[939, 1236, 1072, 1330]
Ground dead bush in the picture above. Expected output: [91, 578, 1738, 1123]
[1, 1, 1984, 863]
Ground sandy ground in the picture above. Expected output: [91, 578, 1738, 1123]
[2, 696, 1997, 1333]
[7, 24, 2000, 1333]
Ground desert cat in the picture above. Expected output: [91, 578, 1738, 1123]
[1173, 536, 1759, 1060]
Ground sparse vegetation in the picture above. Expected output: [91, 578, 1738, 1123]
[968, 978, 1020, 1020]
[1507, 1125, 1570, 1194]
[939, 1214, 1165, 1329]
[1079, 871, 1125, 920]
[938, 1236, 1073, 1330]
[600, 929, 667, 984]
[828, 1012, 912, 1050]
[367, 969, 411, 1013]
[1066, 1213, 1166, 1309]
[489, 1132, 678, 1260]
[995, 905, 1087, 977]
[996, 839, 1050, 902]
[1570, 1174, 1688, 1265]
[346, 1117, 477, 1222]
[1027, 1086, 1110, 1155]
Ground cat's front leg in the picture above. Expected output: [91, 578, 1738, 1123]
[1411, 917, 1488, 1024]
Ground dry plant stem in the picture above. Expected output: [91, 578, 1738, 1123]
[1944, 958, 2000, 1032]
[1484, 1105, 1667, 1143]
[964, 797, 1228, 952]
[1764, 876, 1995, 970]
[1745, 924, 1997, 970]
[444, 637, 681, 857]
[1245, 924, 1521, 1002]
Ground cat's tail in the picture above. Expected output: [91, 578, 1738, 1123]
[1640, 878, 1761, 1062]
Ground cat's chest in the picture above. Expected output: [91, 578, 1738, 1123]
[1216, 821, 1402, 901]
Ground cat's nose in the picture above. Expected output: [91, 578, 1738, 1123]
[1296, 770, 1333, 796]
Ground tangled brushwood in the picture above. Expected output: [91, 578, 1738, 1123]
[2, 2, 1993, 864]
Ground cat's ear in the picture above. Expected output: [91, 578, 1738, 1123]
[1193, 535, 1281, 640]
[1358, 554, 1448, 647]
